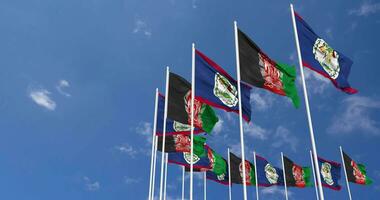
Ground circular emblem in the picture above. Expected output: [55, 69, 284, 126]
[183, 152, 200, 164]
[265, 163, 279, 184]
[292, 165, 305, 187]
[184, 91, 203, 127]
[258, 53, 284, 92]
[321, 162, 334, 185]
[239, 161, 252, 184]
[213, 72, 238, 107]
[217, 173, 226, 181]
[313, 38, 340, 79]
[173, 135, 190, 152]
[351, 161, 366, 184]
[173, 121, 191, 132]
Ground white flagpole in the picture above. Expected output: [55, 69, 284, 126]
[281, 152, 289, 200]
[151, 135, 158, 200]
[310, 150, 320, 200]
[159, 67, 170, 200]
[340, 146, 353, 200]
[253, 151, 259, 200]
[204, 172, 207, 200]
[233, 20, 248, 200]
[182, 166, 185, 200]
[228, 148, 232, 200]
[290, 4, 325, 200]
[164, 153, 168, 200]
[148, 89, 159, 200]
[190, 43, 196, 200]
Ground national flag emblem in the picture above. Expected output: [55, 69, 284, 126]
[168, 145, 212, 170]
[283, 156, 312, 188]
[342, 151, 372, 185]
[229, 152, 255, 185]
[157, 135, 206, 156]
[255, 154, 284, 187]
[318, 157, 342, 190]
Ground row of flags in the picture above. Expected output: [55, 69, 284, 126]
[149, 4, 368, 200]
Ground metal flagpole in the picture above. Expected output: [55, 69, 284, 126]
[281, 152, 289, 200]
[151, 135, 158, 200]
[148, 89, 159, 200]
[204, 172, 207, 200]
[253, 151, 259, 200]
[190, 43, 196, 200]
[340, 146, 353, 200]
[182, 166, 185, 200]
[159, 67, 170, 200]
[233, 20, 248, 200]
[310, 150, 320, 200]
[164, 153, 168, 200]
[290, 4, 325, 200]
[228, 148, 232, 200]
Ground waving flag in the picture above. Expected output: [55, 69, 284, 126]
[283, 156, 312, 188]
[294, 12, 357, 94]
[342, 151, 372, 185]
[195, 49, 252, 122]
[168, 145, 211, 170]
[318, 157, 342, 190]
[157, 135, 206, 156]
[156, 94, 204, 136]
[237, 29, 300, 108]
[255, 154, 284, 187]
[229, 152, 256, 185]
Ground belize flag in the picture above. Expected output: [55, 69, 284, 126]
[156, 94, 204, 136]
[294, 12, 357, 94]
[195, 49, 252, 122]
[168, 145, 212, 170]
[318, 157, 342, 190]
[255, 154, 284, 187]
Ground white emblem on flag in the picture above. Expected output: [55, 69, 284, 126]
[173, 121, 191, 132]
[183, 152, 200, 164]
[321, 162, 334, 185]
[265, 163, 279, 184]
[313, 38, 340, 79]
[214, 72, 238, 107]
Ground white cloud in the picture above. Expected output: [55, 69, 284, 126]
[29, 88, 56, 111]
[212, 119, 223, 135]
[115, 143, 138, 158]
[328, 96, 380, 135]
[349, 2, 380, 16]
[133, 19, 152, 37]
[124, 177, 141, 184]
[244, 122, 269, 140]
[136, 122, 153, 143]
[56, 79, 71, 97]
[83, 176, 100, 191]
[301, 68, 330, 94]
[271, 126, 298, 152]
[261, 186, 292, 197]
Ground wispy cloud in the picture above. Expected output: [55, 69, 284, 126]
[83, 176, 100, 191]
[136, 122, 153, 143]
[192, 0, 198, 9]
[328, 96, 380, 135]
[124, 176, 141, 184]
[271, 126, 298, 152]
[250, 92, 275, 111]
[301, 68, 330, 94]
[114, 143, 138, 158]
[212, 119, 224, 135]
[244, 122, 269, 140]
[133, 19, 152, 37]
[349, 1, 380, 16]
[261, 186, 292, 198]
[56, 79, 71, 97]
[29, 88, 56, 111]
[325, 28, 333, 39]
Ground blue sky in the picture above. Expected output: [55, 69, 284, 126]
[0, 0, 380, 199]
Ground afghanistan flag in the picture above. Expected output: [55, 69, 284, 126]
[318, 157, 342, 190]
[342, 151, 372, 185]
[168, 145, 212, 170]
[156, 94, 204, 136]
[294, 12, 357, 94]
[157, 135, 206, 156]
[167, 72, 219, 133]
[283, 156, 312, 188]
[237, 29, 300, 108]
[195, 49, 252, 122]
[229, 152, 255, 185]
[255, 154, 284, 187]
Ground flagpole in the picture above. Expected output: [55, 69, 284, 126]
[164, 153, 168, 200]
[182, 166, 185, 200]
[148, 89, 159, 200]
[233, 20, 248, 200]
[204, 171, 207, 200]
[151, 135, 158, 200]
[290, 4, 325, 200]
[228, 148, 232, 200]
[281, 152, 289, 200]
[190, 42, 196, 200]
[340, 146, 353, 200]
[310, 150, 319, 200]
[253, 151, 259, 200]
[159, 67, 170, 200]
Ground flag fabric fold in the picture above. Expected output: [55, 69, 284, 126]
[255, 154, 284, 187]
[342, 151, 372, 185]
[283, 155, 312, 188]
[229, 152, 256, 185]
[294, 12, 357, 94]
[168, 145, 212, 170]
[157, 135, 206, 156]
[318, 157, 342, 190]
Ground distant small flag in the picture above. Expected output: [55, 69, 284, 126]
[167, 72, 219, 133]
[157, 135, 206, 156]
[229, 152, 256, 185]
[294, 12, 357, 94]
[318, 157, 342, 190]
[168, 145, 212, 170]
[156, 94, 204, 136]
[283, 156, 312, 188]
[255, 154, 284, 187]
[342, 151, 372, 185]
[195, 49, 252, 122]
[237, 29, 300, 108]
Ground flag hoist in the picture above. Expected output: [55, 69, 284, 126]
[290, 4, 325, 200]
